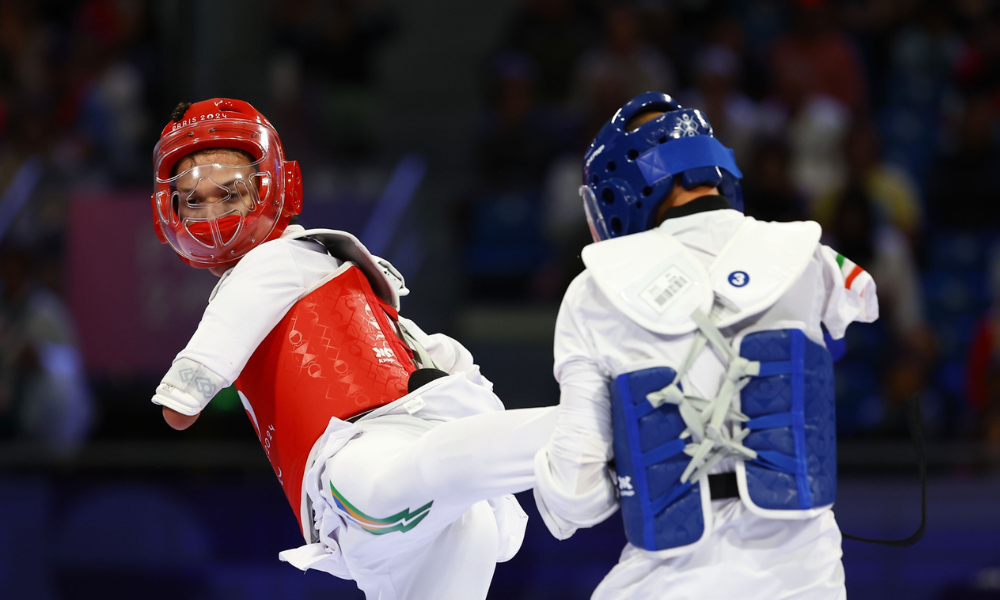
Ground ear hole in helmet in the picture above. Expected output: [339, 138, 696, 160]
[659, 136, 667, 144]
[601, 188, 615, 204]
[642, 186, 652, 196]
[607, 161, 616, 172]
[636, 201, 643, 209]
[627, 149, 639, 160]
[610, 217, 623, 234]
[591, 174, 599, 184]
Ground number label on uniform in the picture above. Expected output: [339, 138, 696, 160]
[728, 271, 749, 288]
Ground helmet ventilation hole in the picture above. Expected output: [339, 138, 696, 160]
[636, 201, 643, 209]
[627, 149, 639, 160]
[659, 136, 667, 144]
[607, 161, 616, 172]
[610, 217, 623, 234]
[591, 174, 599, 184]
[601, 188, 615, 204]
[642, 186, 653, 196]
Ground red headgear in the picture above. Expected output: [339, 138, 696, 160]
[151, 99, 303, 269]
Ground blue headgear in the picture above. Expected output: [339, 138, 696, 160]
[580, 92, 744, 241]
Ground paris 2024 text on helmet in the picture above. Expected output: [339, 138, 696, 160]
[580, 91, 744, 242]
[151, 98, 303, 269]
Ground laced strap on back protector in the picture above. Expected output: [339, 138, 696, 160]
[644, 308, 759, 484]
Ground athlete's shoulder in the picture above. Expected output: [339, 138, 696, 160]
[563, 265, 603, 310]
[747, 216, 823, 237]
[818, 244, 875, 295]
[234, 234, 308, 274]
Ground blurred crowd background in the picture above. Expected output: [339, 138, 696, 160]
[0, 0, 998, 599]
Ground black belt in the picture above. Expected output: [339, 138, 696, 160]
[345, 369, 452, 423]
[708, 472, 739, 499]
[345, 408, 376, 423]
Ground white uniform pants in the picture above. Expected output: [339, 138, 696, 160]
[593, 500, 846, 600]
[321, 407, 557, 600]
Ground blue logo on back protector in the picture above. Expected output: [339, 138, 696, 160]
[728, 271, 749, 287]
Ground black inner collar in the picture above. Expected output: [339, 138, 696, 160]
[659, 194, 732, 222]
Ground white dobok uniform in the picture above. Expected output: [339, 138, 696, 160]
[534, 202, 878, 600]
[152, 224, 555, 600]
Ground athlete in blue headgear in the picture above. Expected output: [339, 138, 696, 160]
[533, 92, 879, 599]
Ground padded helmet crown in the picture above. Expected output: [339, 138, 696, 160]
[151, 98, 303, 268]
[580, 91, 743, 242]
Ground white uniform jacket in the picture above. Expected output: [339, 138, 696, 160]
[534, 200, 878, 598]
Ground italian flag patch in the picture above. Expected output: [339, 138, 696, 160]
[836, 253, 867, 290]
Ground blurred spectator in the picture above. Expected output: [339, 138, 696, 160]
[825, 171, 927, 341]
[926, 93, 1000, 230]
[272, 0, 397, 160]
[276, 0, 396, 88]
[815, 120, 923, 242]
[741, 136, 808, 223]
[458, 52, 566, 301]
[0, 243, 92, 456]
[475, 52, 566, 190]
[953, 4, 1000, 93]
[678, 44, 759, 164]
[733, 0, 790, 82]
[770, 3, 867, 112]
[51, 0, 159, 185]
[500, 0, 595, 104]
[569, 3, 676, 125]
[754, 3, 868, 204]
[967, 243, 1000, 445]
[823, 180, 934, 436]
[872, 3, 962, 187]
[0, 3, 51, 102]
[888, 5, 962, 105]
[758, 53, 851, 205]
[540, 124, 595, 301]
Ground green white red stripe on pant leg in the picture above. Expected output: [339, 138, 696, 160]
[835, 253, 868, 290]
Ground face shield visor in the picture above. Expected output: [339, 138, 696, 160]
[152, 121, 285, 267]
[580, 185, 610, 242]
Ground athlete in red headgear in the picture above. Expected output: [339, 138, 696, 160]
[150, 99, 555, 599]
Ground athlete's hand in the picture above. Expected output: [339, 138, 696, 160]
[163, 406, 200, 430]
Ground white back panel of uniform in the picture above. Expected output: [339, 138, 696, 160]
[560, 210, 831, 410]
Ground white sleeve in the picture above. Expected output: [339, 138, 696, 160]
[395, 316, 494, 391]
[534, 276, 618, 540]
[175, 239, 339, 386]
[151, 357, 228, 415]
[818, 244, 879, 339]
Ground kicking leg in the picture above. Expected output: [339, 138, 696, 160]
[322, 407, 556, 599]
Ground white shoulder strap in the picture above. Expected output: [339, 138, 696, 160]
[291, 228, 401, 310]
[709, 219, 821, 328]
[581, 228, 713, 335]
